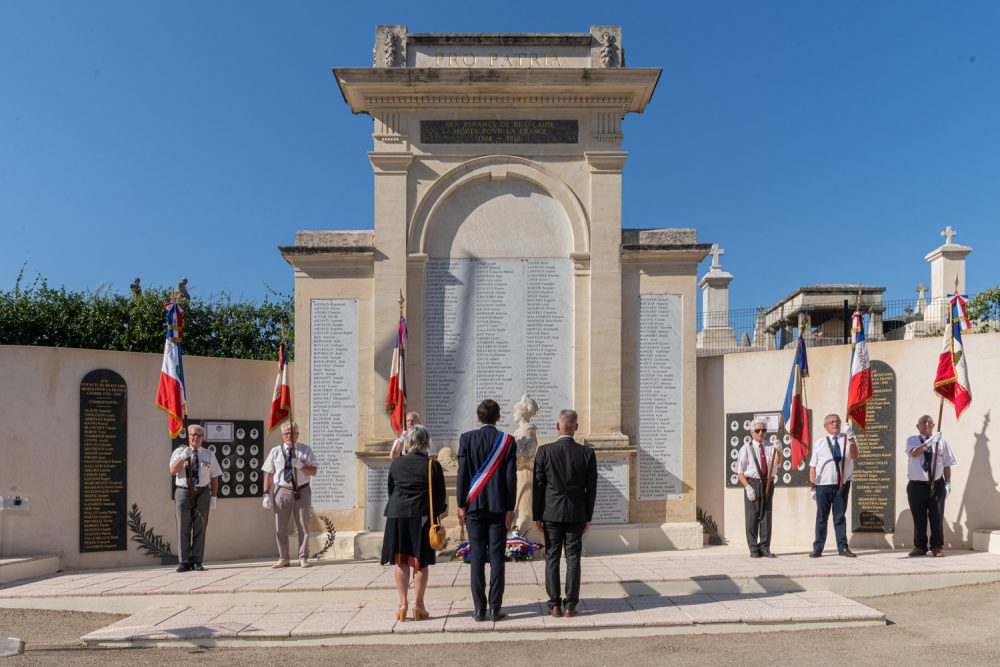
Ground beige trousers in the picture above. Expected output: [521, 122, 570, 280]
[274, 485, 311, 560]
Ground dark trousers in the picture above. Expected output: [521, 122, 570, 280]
[466, 511, 507, 612]
[743, 479, 773, 554]
[813, 482, 851, 553]
[543, 521, 585, 610]
[175, 486, 211, 564]
[907, 480, 947, 550]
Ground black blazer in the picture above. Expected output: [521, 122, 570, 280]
[384, 452, 447, 519]
[456, 424, 517, 514]
[532, 436, 598, 523]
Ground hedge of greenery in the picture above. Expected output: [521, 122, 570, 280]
[0, 269, 293, 361]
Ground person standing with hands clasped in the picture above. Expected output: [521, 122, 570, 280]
[168, 424, 222, 572]
[532, 409, 597, 618]
[736, 419, 780, 558]
[809, 414, 859, 558]
[906, 414, 957, 557]
[262, 422, 319, 568]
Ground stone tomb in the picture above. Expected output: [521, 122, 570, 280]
[281, 27, 711, 557]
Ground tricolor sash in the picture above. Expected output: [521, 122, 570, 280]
[466, 430, 514, 505]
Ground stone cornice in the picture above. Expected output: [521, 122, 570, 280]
[586, 151, 628, 173]
[368, 152, 414, 173]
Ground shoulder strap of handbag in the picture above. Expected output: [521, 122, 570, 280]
[428, 458, 438, 526]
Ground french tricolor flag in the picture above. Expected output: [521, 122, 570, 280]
[386, 316, 407, 434]
[781, 336, 810, 469]
[934, 294, 973, 419]
[846, 310, 873, 431]
[155, 301, 187, 438]
[268, 340, 291, 432]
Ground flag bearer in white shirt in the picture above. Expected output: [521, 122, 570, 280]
[736, 419, 781, 558]
[809, 414, 859, 558]
[905, 414, 957, 557]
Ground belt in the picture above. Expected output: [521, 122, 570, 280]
[176, 484, 210, 491]
[277, 483, 310, 491]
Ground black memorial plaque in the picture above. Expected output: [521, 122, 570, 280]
[171, 419, 264, 499]
[79, 369, 128, 552]
[725, 411, 812, 488]
[852, 360, 896, 533]
[421, 119, 578, 144]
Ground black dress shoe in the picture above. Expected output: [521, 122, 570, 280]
[176, 562, 191, 572]
[761, 550, 777, 558]
[750, 551, 762, 558]
[839, 549, 857, 558]
[192, 562, 205, 571]
[808, 550, 822, 558]
[473, 609, 487, 622]
[490, 609, 507, 622]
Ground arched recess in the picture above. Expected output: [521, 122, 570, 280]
[408, 155, 590, 256]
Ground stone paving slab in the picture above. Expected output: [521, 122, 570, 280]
[7, 549, 1000, 600]
[80, 591, 884, 645]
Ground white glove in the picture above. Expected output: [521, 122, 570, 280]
[843, 425, 855, 441]
[744, 485, 757, 502]
[209, 497, 217, 510]
[262, 494, 273, 510]
[181, 446, 194, 460]
[292, 458, 304, 469]
[810, 487, 817, 500]
[945, 481, 952, 497]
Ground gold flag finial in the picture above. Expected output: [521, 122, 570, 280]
[398, 289, 405, 318]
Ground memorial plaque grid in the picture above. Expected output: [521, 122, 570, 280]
[79, 369, 128, 553]
[851, 360, 896, 533]
[310, 299, 359, 510]
[725, 411, 812, 488]
[171, 419, 264, 499]
[593, 455, 629, 524]
[637, 294, 683, 500]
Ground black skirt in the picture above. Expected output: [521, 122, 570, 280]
[380, 516, 436, 569]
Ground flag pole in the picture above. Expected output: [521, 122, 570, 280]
[930, 276, 959, 494]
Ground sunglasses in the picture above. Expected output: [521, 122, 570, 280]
[752, 428, 767, 434]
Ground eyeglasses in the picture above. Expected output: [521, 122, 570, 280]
[752, 429, 767, 434]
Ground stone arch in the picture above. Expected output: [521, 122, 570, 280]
[408, 155, 589, 256]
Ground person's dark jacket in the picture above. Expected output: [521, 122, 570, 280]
[384, 451, 447, 519]
[456, 424, 517, 513]
[532, 435, 598, 523]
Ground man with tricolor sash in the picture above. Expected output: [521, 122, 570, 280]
[456, 399, 518, 623]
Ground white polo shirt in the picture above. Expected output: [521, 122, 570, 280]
[736, 440, 779, 480]
[810, 433, 855, 485]
[905, 433, 957, 482]
[170, 446, 222, 488]
[262, 442, 319, 489]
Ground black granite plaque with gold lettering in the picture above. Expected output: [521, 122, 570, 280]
[421, 120, 578, 144]
[851, 360, 896, 533]
[79, 369, 128, 552]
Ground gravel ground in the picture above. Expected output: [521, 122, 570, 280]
[3, 582, 1000, 665]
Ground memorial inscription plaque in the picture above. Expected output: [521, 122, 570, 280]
[421, 120, 578, 144]
[79, 369, 127, 553]
[310, 299, 359, 510]
[724, 411, 812, 488]
[170, 419, 264, 499]
[593, 455, 629, 524]
[424, 259, 572, 441]
[364, 463, 391, 531]
[637, 294, 683, 500]
[851, 360, 896, 533]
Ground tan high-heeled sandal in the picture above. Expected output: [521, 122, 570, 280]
[412, 605, 429, 621]
[395, 604, 408, 622]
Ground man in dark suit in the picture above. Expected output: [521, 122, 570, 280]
[457, 399, 518, 622]
[532, 409, 598, 618]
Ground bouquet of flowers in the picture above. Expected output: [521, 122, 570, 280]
[451, 525, 543, 563]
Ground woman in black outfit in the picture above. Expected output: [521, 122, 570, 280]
[380, 425, 447, 621]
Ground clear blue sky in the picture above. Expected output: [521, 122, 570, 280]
[1, 1, 997, 310]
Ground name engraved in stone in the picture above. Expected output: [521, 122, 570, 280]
[310, 299, 359, 510]
[851, 360, 896, 533]
[637, 295, 684, 500]
[364, 463, 391, 531]
[424, 259, 573, 443]
[421, 120, 578, 144]
[79, 369, 128, 552]
[593, 455, 629, 524]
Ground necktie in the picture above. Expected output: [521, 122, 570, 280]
[192, 448, 200, 485]
[922, 437, 933, 475]
[283, 447, 293, 483]
[758, 442, 768, 479]
[830, 436, 843, 487]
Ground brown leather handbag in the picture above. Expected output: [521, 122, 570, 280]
[427, 459, 447, 550]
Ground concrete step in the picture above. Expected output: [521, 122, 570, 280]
[0, 555, 59, 585]
[973, 530, 1000, 554]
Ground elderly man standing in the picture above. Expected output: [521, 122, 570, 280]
[533, 409, 597, 618]
[262, 422, 319, 568]
[389, 412, 436, 460]
[168, 424, 222, 572]
[906, 414, 957, 557]
[736, 419, 780, 558]
[809, 414, 859, 558]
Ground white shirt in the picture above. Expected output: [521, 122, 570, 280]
[810, 433, 855, 485]
[262, 442, 319, 488]
[170, 446, 222, 488]
[905, 433, 957, 482]
[736, 440, 779, 480]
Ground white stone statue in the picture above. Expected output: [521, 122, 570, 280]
[512, 394, 539, 535]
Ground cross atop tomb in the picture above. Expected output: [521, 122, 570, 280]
[941, 226, 957, 245]
[916, 283, 927, 300]
[709, 243, 725, 270]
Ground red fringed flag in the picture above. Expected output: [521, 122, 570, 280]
[934, 293, 973, 419]
[268, 340, 291, 432]
[781, 336, 810, 469]
[386, 315, 407, 434]
[846, 309, 873, 431]
[155, 301, 187, 438]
